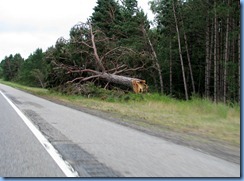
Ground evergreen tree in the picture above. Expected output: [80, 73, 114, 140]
[150, 0, 240, 102]
[18, 48, 47, 87]
[91, 0, 122, 38]
[0, 54, 23, 81]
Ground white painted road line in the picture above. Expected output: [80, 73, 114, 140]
[0, 91, 79, 177]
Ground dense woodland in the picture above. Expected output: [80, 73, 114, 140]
[0, 0, 240, 103]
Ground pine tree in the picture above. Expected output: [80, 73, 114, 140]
[91, 0, 122, 38]
[0, 54, 23, 81]
[18, 48, 47, 87]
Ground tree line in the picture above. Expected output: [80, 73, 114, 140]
[0, 0, 240, 103]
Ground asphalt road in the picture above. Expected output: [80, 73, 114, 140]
[0, 83, 240, 177]
[0, 88, 65, 177]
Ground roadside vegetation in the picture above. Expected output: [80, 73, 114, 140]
[0, 0, 240, 103]
[0, 79, 240, 146]
[0, 0, 240, 154]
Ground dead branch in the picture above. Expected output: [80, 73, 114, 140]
[50, 22, 148, 93]
[89, 22, 106, 72]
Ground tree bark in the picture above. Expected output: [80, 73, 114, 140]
[63, 65, 147, 93]
[205, 15, 210, 98]
[223, 0, 230, 104]
[31, 69, 45, 88]
[178, 2, 195, 94]
[142, 27, 164, 94]
[169, 37, 173, 96]
[55, 22, 148, 93]
[89, 23, 106, 73]
[6, 59, 13, 80]
[89, 70, 147, 93]
[183, 29, 195, 94]
[238, 1, 240, 104]
[214, 1, 218, 103]
[205, 1, 211, 99]
[219, 16, 224, 101]
[231, 18, 235, 63]
[172, 0, 188, 100]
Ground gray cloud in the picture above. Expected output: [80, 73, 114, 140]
[0, 0, 154, 60]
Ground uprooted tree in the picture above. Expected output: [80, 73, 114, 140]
[46, 22, 149, 93]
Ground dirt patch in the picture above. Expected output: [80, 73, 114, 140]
[41, 96, 240, 165]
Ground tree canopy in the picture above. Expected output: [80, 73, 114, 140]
[0, 0, 240, 103]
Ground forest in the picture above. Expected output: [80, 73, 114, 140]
[0, 0, 240, 104]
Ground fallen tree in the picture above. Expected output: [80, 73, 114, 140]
[48, 22, 148, 93]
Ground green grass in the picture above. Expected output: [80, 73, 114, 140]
[0, 79, 240, 146]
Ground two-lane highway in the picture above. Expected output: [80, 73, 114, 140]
[0, 83, 240, 177]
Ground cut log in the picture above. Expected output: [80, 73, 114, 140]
[91, 71, 148, 93]
[54, 23, 148, 94]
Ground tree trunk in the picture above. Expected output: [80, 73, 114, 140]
[93, 71, 147, 93]
[178, 2, 195, 94]
[219, 16, 224, 102]
[64, 66, 148, 93]
[214, 1, 218, 103]
[238, 1, 240, 104]
[223, 0, 230, 104]
[183, 30, 195, 94]
[89, 23, 147, 93]
[142, 27, 164, 94]
[90, 23, 106, 73]
[169, 37, 173, 96]
[205, 13, 210, 98]
[56, 22, 148, 94]
[172, 0, 188, 100]
[231, 18, 235, 63]
[6, 59, 13, 80]
[32, 69, 45, 88]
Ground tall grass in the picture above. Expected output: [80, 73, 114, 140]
[0, 79, 240, 145]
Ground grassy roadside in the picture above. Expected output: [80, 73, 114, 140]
[0, 79, 240, 146]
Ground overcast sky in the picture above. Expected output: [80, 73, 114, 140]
[0, 0, 154, 61]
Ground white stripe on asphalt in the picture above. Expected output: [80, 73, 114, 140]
[0, 91, 79, 177]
